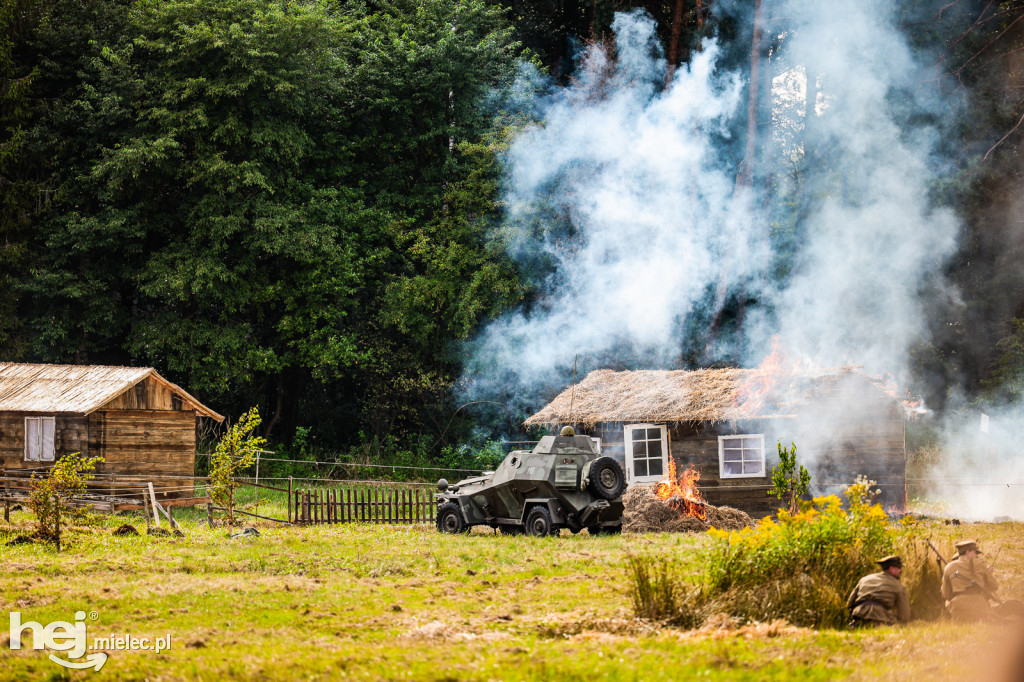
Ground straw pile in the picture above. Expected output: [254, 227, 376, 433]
[623, 485, 755, 533]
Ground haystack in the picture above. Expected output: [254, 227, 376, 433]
[623, 485, 755, 533]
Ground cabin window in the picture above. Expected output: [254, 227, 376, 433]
[24, 417, 56, 462]
[624, 424, 668, 485]
[718, 434, 765, 478]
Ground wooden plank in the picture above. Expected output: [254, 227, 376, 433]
[148, 482, 161, 526]
[114, 496, 211, 511]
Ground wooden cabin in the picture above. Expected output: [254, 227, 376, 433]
[524, 368, 906, 518]
[0, 363, 223, 501]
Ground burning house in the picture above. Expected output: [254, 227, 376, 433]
[524, 365, 907, 518]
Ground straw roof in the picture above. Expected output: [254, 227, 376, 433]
[523, 367, 866, 428]
[0, 363, 223, 420]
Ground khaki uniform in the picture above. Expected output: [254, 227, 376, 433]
[942, 555, 999, 622]
[848, 571, 911, 625]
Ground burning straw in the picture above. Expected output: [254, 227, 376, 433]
[623, 477, 754, 534]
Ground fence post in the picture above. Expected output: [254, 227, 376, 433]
[287, 477, 293, 524]
[54, 491, 60, 553]
[4, 480, 9, 523]
[207, 502, 214, 529]
[142, 487, 152, 527]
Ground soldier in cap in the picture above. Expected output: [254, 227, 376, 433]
[942, 539, 1011, 622]
[847, 555, 911, 626]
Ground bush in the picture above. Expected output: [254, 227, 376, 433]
[28, 452, 104, 543]
[629, 482, 899, 629]
[210, 407, 267, 526]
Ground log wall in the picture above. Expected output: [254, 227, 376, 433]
[0, 408, 197, 501]
[587, 374, 906, 518]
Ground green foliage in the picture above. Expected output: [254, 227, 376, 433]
[4, 0, 526, 454]
[639, 483, 898, 629]
[210, 407, 267, 526]
[770, 441, 811, 513]
[28, 452, 104, 542]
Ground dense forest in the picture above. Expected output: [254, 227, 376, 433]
[3, 0, 1024, 463]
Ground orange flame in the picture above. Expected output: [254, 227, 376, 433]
[656, 459, 708, 520]
[733, 337, 790, 414]
[878, 372, 927, 418]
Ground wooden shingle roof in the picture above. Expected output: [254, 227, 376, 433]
[0, 363, 223, 420]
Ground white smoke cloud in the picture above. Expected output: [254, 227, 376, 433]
[765, 0, 959, 378]
[466, 12, 763, 391]
[460, 4, 1024, 518]
[466, 3, 957, 397]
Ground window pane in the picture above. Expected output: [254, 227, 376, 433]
[633, 441, 647, 456]
[743, 461, 762, 475]
[42, 419, 55, 462]
[25, 418, 39, 461]
[723, 461, 741, 475]
[723, 448, 741, 463]
[648, 440, 661, 457]
[634, 460, 648, 477]
[643, 428, 657, 439]
[741, 437, 759, 449]
[649, 459, 663, 476]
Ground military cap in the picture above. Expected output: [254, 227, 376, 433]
[876, 555, 903, 568]
[954, 539, 981, 556]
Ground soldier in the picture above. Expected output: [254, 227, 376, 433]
[940, 539, 1024, 622]
[848, 555, 911, 626]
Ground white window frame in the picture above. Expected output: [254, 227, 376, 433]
[624, 424, 669, 485]
[718, 434, 765, 479]
[24, 416, 56, 462]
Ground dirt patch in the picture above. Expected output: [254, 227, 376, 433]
[402, 620, 510, 642]
[623, 485, 755, 533]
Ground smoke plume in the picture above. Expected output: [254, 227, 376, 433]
[464, 2, 956, 404]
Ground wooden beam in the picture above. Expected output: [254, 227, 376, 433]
[148, 482, 160, 526]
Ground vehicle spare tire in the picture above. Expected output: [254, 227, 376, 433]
[587, 457, 625, 500]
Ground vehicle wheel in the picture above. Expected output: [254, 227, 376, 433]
[436, 502, 468, 534]
[499, 525, 524, 536]
[587, 457, 625, 500]
[525, 507, 554, 537]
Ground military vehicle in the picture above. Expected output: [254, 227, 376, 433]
[435, 428, 625, 536]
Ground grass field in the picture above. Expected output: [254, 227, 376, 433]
[2, 497, 1024, 681]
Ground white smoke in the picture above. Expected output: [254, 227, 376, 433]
[458, 3, 1024, 518]
[466, 12, 764, 392]
[764, 0, 959, 378]
[465, 3, 957, 398]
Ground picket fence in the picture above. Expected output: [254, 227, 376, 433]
[291, 486, 438, 525]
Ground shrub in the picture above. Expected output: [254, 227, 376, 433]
[634, 483, 898, 629]
[28, 452, 104, 544]
[627, 554, 706, 628]
[210, 407, 267, 526]
[770, 441, 811, 513]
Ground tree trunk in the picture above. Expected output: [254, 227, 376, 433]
[665, 0, 687, 87]
[735, 0, 765, 191]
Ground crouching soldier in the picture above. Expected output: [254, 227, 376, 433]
[848, 555, 911, 626]
[942, 539, 1024, 622]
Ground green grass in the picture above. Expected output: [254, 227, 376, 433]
[1, 507, 1023, 681]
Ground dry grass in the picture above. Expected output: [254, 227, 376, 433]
[524, 367, 874, 427]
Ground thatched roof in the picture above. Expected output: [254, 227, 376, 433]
[523, 367, 869, 428]
[0, 363, 223, 420]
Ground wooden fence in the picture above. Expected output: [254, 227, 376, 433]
[292, 486, 438, 525]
